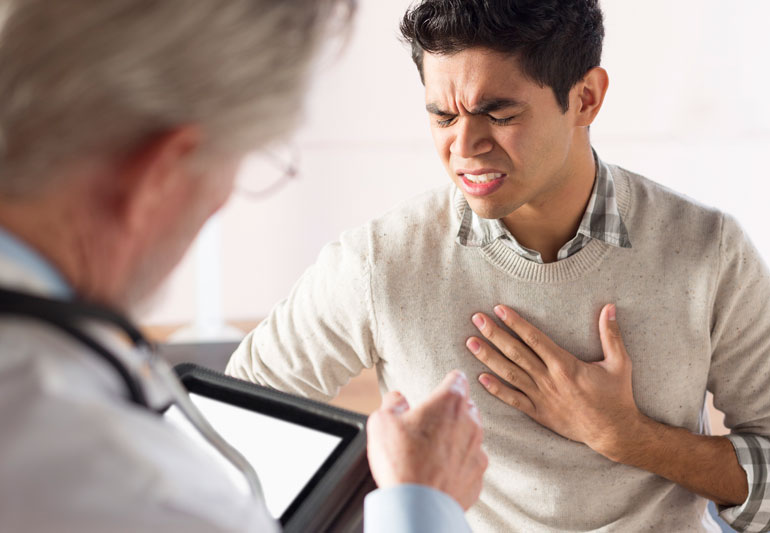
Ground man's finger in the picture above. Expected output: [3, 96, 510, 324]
[470, 313, 549, 378]
[492, 305, 569, 369]
[466, 336, 539, 396]
[598, 303, 630, 370]
[478, 373, 537, 417]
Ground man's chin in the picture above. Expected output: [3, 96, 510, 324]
[464, 195, 516, 221]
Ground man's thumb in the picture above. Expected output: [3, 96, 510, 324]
[598, 304, 629, 368]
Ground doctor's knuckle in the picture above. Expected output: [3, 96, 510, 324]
[445, 390, 464, 411]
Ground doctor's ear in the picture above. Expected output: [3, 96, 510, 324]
[572, 66, 609, 128]
[112, 125, 204, 228]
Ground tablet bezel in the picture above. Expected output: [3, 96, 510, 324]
[171, 363, 374, 533]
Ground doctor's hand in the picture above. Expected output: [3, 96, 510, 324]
[467, 303, 642, 460]
[366, 370, 488, 511]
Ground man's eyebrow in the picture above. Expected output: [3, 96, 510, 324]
[425, 103, 451, 115]
[470, 98, 525, 114]
[425, 99, 525, 116]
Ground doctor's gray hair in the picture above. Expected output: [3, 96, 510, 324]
[0, 0, 354, 196]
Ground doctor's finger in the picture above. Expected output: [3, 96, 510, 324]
[422, 370, 470, 418]
[455, 397, 484, 444]
[439, 405, 485, 483]
[381, 390, 410, 415]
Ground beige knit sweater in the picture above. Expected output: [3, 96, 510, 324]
[227, 162, 770, 532]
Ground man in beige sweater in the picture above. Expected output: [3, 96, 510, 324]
[227, 0, 770, 531]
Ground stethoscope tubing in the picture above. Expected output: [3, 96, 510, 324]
[0, 288, 263, 501]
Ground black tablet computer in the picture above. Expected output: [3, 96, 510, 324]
[164, 363, 376, 533]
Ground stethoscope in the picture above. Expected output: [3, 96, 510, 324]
[0, 287, 264, 501]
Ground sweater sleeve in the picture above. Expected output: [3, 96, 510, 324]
[707, 213, 770, 532]
[225, 227, 378, 401]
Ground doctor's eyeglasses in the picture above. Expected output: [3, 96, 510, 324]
[235, 144, 300, 199]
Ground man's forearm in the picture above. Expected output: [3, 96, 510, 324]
[601, 413, 748, 506]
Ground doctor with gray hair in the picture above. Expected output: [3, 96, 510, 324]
[0, 1, 487, 531]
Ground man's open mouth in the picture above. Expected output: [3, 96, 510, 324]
[461, 172, 505, 184]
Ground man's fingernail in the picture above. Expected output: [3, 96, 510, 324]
[608, 304, 616, 321]
[479, 375, 492, 388]
[467, 339, 481, 354]
[472, 314, 485, 329]
[494, 305, 506, 319]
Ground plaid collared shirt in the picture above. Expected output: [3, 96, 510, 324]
[456, 154, 631, 261]
[454, 155, 770, 531]
[722, 434, 770, 531]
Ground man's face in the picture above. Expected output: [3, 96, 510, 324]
[423, 48, 582, 221]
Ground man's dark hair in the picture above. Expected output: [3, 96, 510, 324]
[399, 0, 604, 112]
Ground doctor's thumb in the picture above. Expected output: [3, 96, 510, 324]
[381, 391, 410, 415]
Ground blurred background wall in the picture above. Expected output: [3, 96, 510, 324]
[137, 0, 770, 335]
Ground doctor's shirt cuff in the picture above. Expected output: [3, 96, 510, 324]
[363, 484, 471, 533]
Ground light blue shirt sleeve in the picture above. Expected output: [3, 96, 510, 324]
[363, 485, 471, 533]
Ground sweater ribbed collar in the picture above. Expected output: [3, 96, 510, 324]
[452, 157, 633, 283]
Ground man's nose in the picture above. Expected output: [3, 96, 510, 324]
[450, 117, 494, 159]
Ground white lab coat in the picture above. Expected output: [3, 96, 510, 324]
[0, 229, 473, 533]
[0, 249, 279, 532]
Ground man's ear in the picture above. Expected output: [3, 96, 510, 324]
[572, 66, 609, 128]
[113, 125, 204, 232]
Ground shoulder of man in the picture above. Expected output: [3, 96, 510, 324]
[335, 184, 458, 258]
[608, 163, 726, 246]
[609, 162, 722, 218]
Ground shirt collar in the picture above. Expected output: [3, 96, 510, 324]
[455, 152, 631, 262]
[0, 225, 73, 298]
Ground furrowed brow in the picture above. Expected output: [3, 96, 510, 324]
[425, 103, 453, 116]
[470, 99, 525, 115]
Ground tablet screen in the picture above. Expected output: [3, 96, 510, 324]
[165, 393, 343, 519]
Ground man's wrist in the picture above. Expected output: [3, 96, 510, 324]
[587, 414, 749, 506]
[591, 411, 659, 464]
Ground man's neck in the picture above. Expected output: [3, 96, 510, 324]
[502, 146, 596, 263]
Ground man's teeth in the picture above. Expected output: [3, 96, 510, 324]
[464, 173, 503, 184]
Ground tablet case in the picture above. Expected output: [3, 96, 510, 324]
[173, 363, 376, 533]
